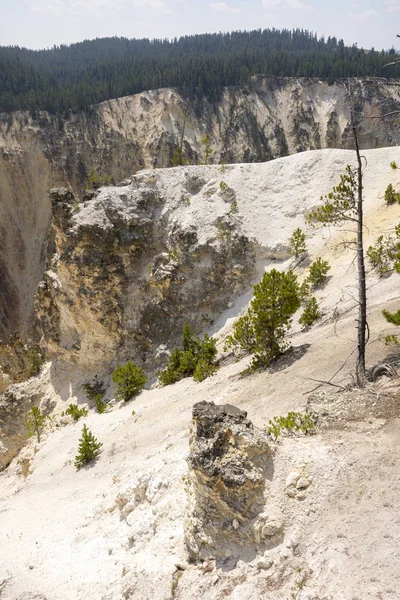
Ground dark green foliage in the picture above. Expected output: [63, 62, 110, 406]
[384, 183, 400, 205]
[307, 258, 331, 289]
[171, 146, 187, 167]
[225, 269, 301, 369]
[289, 228, 307, 259]
[266, 412, 316, 440]
[383, 308, 400, 345]
[26, 406, 47, 443]
[299, 297, 321, 329]
[383, 308, 400, 326]
[24, 347, 44, 379]
[112, 362, 147, 402]
[193, 359, 218, 383]
[83, 376, 107, 413]
[0, 31, 396, 115]
[299, 279, 311, 302]
[201, 134, 213, 165]
[158, 323, 217, 386]
[390, 161, 397, 170]
[74, 424, 102, 470]
[367, 235, 395, 277]
[62, 404, 88, 422]
[308, 165, 358, 226]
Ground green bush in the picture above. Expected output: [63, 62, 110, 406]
[289, 228, 307, 259]
[266, 412, 316, 440]
[112, 362, 147, 402]
[225, 269, 300, 369]
[299, 297, 321, 329]
[299, 279, 311, 302]
[193, 359, 218, 383]
[390, 161, 397, 170]
[26, 406, 48, 443]
[158, 323, 217, 386]
[384, 183, 400, 205]
[83, 376, 107, 413]
[74, 424, 102, 470]
[307, 258, 331, 289]
[24, 347, 44, 379]
[367, 235, 395, 277]
[62, 404, 88, 422]
[86, 170, 113, 190]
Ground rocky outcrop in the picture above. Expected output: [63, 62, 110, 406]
[0, 368, 52, 470]
[185, 401, 281, 562]
[1, 77, 399, 340]
[36, 172, 259, 371]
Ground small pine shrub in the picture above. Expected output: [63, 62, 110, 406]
[219, 181, 228, 192]
[193, 358, 217, 382]
[229, 199, 238, 214]
[390, 161, 397, 170]
[307, 258, 331, 289]
[24, 347, 44, 379]
[216, 221, 231, 241]
[158, 323, 217, 386]
[384, 183, 400, 205]
[299, 297, 321, 329]
[83, 376, 107, 413]
[266, 412, 316, 440]
[74, 424, 103, 470]
[367, 235, 395, 277]
[112, 362, 147, 402]
[289, 228, 307, 259]
[26, 406, 48, 443]
[299, 279, 311, 302]
[62, 404, 88, 422]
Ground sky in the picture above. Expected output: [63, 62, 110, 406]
[0, 0, 399, 51]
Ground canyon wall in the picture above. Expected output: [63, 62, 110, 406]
[0, 77, 399, 340]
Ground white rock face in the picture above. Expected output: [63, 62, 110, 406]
[0, 78, 399, 338]
[1, 148, 400, 599]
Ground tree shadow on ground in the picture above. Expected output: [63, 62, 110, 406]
[268, 343, 311, 374]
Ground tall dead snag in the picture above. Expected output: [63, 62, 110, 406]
[352, 105, 367, 387]
[308, 83, 367, 387]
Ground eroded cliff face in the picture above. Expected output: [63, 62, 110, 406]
[36, 173, 259, 372]
[0, 77, 399, 341]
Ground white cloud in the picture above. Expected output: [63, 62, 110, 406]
[132, 0, 171, 13]
[384, 0, 400, 12]
[262, 0, 312, 11]
[347, 9, 381, 20]
[210, 2, 240, 13]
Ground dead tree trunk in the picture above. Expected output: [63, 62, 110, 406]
[349, 90, 367, 387]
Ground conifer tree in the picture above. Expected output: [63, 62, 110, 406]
[225, 269, 300, 368]
[200, 134, 213, 165]
[74, 424, 103, 470]
[26, 406, 47, 443]
[289, 227, 307, 259]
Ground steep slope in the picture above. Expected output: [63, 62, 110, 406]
[36, 147, 400, 374]
[1, 148, 400, 600]
[0, 78, 399, 339]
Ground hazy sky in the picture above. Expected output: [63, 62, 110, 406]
[1, 0, 399, 51]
